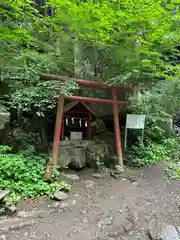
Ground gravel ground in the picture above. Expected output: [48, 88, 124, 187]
[3, 164, 180, 240]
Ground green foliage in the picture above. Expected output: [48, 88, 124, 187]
[49, 0, 180, 84]
[0, 148, 71, 204]
[131, 77, 180, 120]
[0, 145, 12, 153]
[165, 162, 180, 180]
[129, 78, 180, 144]
[125, 138, 178, 166]
[92, 118, 107, 135]
[10, 80, 77, 115]
[0, 0, 78, 114]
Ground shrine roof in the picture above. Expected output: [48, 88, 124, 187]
[64, 101, 98, 117]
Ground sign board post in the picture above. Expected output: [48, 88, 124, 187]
[124, 114, 145, 150]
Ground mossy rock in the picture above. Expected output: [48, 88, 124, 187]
[58, 146, 72, 169]
[0, 105, 10, 130]
[58, 145, 86, 169]
[0, 105, 10, 144]
[86, 140, 111, 169]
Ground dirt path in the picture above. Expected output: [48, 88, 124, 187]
[3, 164, 180, 240]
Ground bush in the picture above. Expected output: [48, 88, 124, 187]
[165, 162, 180, 180]
[0, 146, 71, 204]
[124, 138, 178, 167]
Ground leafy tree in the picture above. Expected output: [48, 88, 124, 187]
[49, 0, 180, 84]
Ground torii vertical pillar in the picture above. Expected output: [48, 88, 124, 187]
[52, 95, 64, 166]
[61, 117, 64, 140]
[112, 88, 123, 166]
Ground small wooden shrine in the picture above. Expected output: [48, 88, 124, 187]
[61, 101, 97, 141]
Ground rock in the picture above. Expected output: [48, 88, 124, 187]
[94, 131, 116, 157]
[129, 230, 149, 240]
[52, 202, 60, 208]
[0, 218, 36, 232]
[108, 231, 120, 237]
[86, 140, 110, 169]
[0, 208, 6, 216]
[123, 220, 134, 233]
[37, 211, 49, 218]
[128, 176, 138, 182]
[95, 236, 107, 240]
[118, 208, 123, 214]
[17, 210, 39, 218]
[0, 235, 6, 240]
[0, 105, 10, 145]
[53, 191, 68, 201]
[92, 173, 103, 179]
[84, 180, 96, 188]
[58, 146, 72, 169]
[109, 171, 119, 179]
[126, 212, 139, 227]
[29, 232, 37, 239]
[59, 145, 86, 169]
[121, 178, 127, 182]
[6, 205, 16, 215]
[148, 220, 180, 240]
[98, 216, 114, 227]
[71, 199, 77, 205]
[58, 141, 91, 169]
[63, 174, 80, 181]
[70, 147, 86, 169]
[0, 106, 10, 130]
[115, 165, 125, 173]
[0, 190, 9, 201]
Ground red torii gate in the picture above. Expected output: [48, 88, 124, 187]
[40, 73, 139, 166]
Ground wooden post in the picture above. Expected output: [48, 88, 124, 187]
[52, 96, 64, 167]
[112, 88, 123, 166]
[61, 117, 64, 140]
[88, 115, 92, 140]
[124, 127, 128, 151]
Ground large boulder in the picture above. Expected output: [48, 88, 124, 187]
[58, 146, 73, 169]
[86, 140, 110, 169]
[0, 105, 10, 144]
[58, 141, 87, 169]
[95, 131, 116, 156]
[69, 147, 86, 169]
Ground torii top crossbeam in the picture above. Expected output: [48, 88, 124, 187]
[40, 73, 139, 92]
